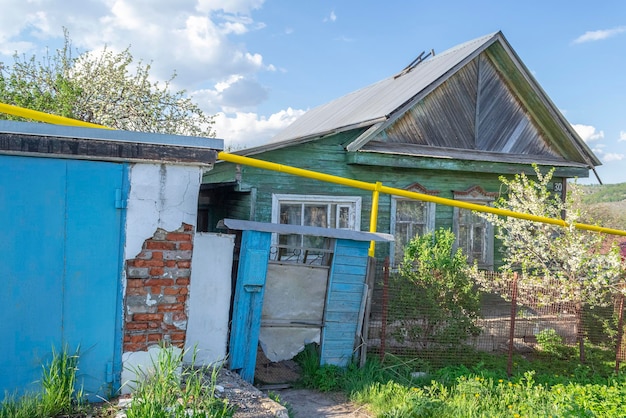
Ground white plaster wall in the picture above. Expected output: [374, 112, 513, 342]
[121, 346, 183, 394]
[121, 163, 203, 393]
[184, 233, 234, 365]
[124, 163, 202, 261]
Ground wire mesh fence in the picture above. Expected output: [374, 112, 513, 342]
[366, 258, 626, 373]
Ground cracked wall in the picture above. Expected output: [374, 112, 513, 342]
[123, 224, 194, 352]
[120, 162, 232, 393]
[124, 164, 201, 261]
[122, 162, 202, 353]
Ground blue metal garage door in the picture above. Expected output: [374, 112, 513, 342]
[0, 155, 127, 399]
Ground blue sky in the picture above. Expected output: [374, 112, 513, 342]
[1, 0, 625, 184]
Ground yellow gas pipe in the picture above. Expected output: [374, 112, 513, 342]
[2, 101, 624, 240]
[217, 152, 626, 239]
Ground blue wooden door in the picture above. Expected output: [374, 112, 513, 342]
[0, 155, 126, 399]
[320, 239, 370, 366]
[228, 230, 271, 383]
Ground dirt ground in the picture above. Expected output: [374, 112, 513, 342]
[272, 388, 372, 418]
[216, 368, 372, 418]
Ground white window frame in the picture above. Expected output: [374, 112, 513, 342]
[452, 187, 495, 270]
[390, 197, 436, 266]
[271, 194, 362, 261]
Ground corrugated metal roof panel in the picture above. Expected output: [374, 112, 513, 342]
[268, 32, 500, 144]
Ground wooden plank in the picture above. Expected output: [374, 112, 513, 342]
[325, 299, 362, 312]
[325, 311, 360, 322]
[321, 357, 352, 367]
[334, 256, 369, 268]
[0, 133, 217, 165]
[328, 291, 365, 302]
[329, 282, 364, 293]
[331, 263, 367, 276]
[224, 218, 392, 242]
[345, 148, 591, 178]
[228, 230, 271, 383]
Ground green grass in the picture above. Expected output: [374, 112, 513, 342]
[0, 345, 86, 418]
[124, 345, 234, 418]
[1, 344, 233, 418]
[295, 343, 626, 417]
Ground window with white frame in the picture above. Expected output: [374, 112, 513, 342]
[271, 194, 361, 262]
[390, 183, 437, 266]
[452, 186, 496, 269]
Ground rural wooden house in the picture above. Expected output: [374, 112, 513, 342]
[201, 31, 600, 268]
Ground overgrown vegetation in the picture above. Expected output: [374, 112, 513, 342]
[125, 346, 233, 418]
[0, 345, 233, 418]
[0, 346, 85, 418]
[473, 165, 623, 363]
[295, 342, 626, 417]
[389, 229, 481, 352]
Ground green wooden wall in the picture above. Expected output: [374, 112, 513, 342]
[203, 131, 568, 266]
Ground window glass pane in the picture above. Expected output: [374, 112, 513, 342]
[304, 205, 327, 227]
[397, 200, 426, 222]
[337, 206, 350, 229]
[457, 208, 489, 264]
[280, 204, 301, 225]
[273, 195, 359, 264]
[303, 235, 326, 249]
[393, 199, 429, 265]
[472, 225, 484, 257]
[278, 233, 303, 261]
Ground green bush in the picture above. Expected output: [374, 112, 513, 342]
[390, 228, 481, 350]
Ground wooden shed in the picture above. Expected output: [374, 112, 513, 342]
[222, 219, 393, 383]
[0, 121, 223, 399]
[201, 31, 600, 269]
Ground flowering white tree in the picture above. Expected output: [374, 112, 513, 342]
[0, 30, 214, 137]
[473, 165, 622, 362]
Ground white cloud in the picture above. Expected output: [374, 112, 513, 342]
[197, 0, 265, 14]
[324, 10, 337, 23]
[603, 153, 625, 162]
[620, 131, 626, 141]
[190, 74, 269, 114]
[214, 108, 305, 149]
[572, 124, 604, 142]
[0, 0, 271, 89]
[573, 26, 626, 44]
[0, 0, 312, 148]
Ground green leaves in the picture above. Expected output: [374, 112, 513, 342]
[393, 228, 482, 350]
[478, 164, 622, 308]
[0, 29, 215, 137]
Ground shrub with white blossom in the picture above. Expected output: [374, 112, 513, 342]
[472, 164, 623, 362]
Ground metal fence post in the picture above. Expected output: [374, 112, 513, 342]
[507, 272, 518, 377]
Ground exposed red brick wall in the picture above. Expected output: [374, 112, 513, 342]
[123, 223, 194, 352]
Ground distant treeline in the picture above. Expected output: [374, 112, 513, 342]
[579, 182, 626, 204]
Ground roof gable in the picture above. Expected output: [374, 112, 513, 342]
[364, 53, 562, 159]
[265, 32, 500, 146]
[240, 32, 599, 173]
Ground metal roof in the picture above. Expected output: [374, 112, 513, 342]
[0, 120, 223, 149]
[236, 32, 598, 172]
[260, 32, 500, 149]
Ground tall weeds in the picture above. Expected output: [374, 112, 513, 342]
[125, 345, 233, 418]
[0, 345, 83, 418]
